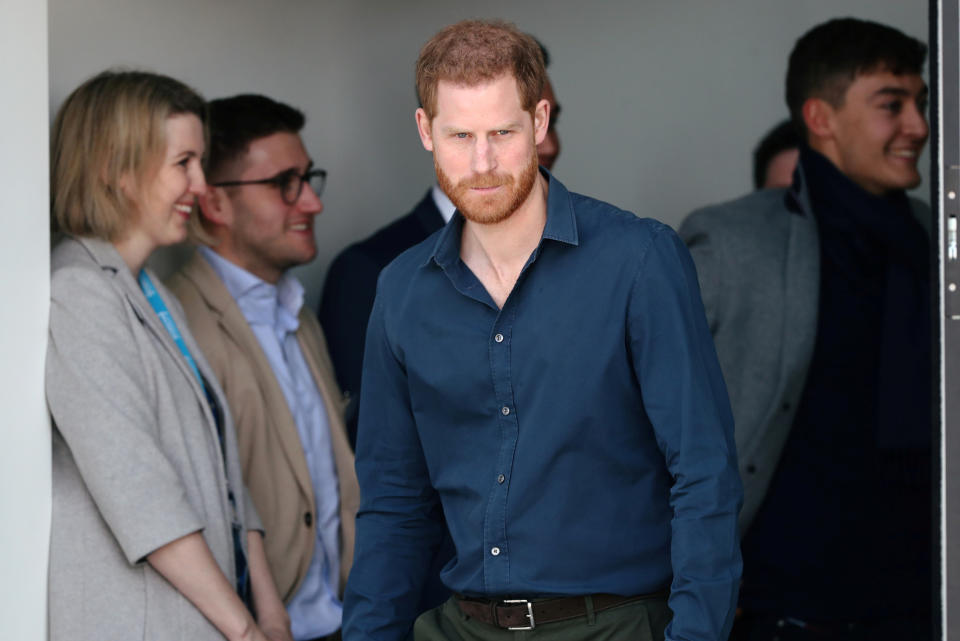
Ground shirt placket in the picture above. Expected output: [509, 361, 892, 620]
[481, 298, 521, 592]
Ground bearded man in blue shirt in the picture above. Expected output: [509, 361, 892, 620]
[342, 19, 742, 641]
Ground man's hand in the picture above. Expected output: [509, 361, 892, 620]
[246, 531, 294, 641]
[237, 624, 277, 641]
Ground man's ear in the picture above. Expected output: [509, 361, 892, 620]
[415, 108, 434, 152]
[802, 97, 835, 140]
[198, 186, 232, 227]
[532, 98, 550, 146]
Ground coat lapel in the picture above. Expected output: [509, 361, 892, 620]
[295, 313, 359, 588]
[77, 238, 212, 410]
[74, 238, 230, 490]
[777, 167, 820, 407]
[179, 254, 316, 506]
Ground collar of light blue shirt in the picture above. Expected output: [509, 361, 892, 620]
[430, 184, 456, 224]
[199, 246, 302, 336]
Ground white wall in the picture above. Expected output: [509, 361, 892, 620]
[0, 0, 50, 639]
[49, 0, 928, 311]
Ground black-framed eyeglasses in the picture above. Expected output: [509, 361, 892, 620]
[212, 167, 327, 205]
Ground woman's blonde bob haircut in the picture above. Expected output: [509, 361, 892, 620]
[51, 70, 206, 240]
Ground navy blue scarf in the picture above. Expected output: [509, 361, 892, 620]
[800, 146, 931, 451]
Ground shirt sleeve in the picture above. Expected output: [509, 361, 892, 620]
[341, 281, 445, 641]
[626, 225, 743, 641]
[45, 266, 205, 565]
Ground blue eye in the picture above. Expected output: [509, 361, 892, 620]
[455, 133, 469, 139]
[497, 130, 511, 136]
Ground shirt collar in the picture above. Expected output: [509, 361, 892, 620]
[200, 246, 303, 333]
[431, 185, 457, 223]
[424, 168, 580, 269]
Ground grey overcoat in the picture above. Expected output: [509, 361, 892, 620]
[679, 183, 819, 532]
[679, 169, 929, 531]
[45, 236, 261, 641]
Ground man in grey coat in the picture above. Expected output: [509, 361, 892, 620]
[680, 18, 932, 641]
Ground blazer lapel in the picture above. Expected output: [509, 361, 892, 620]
[181, 254, 316, 503]
[74, 239, 226, 481]
[777, 169, 820, 405]
[296, 313, 359, 587]
[296, 317, 354, 485]
[78, 238, 212, 408]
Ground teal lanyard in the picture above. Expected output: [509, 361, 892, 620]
[137, 270, 250, 603]
[137, 270, 205, 391]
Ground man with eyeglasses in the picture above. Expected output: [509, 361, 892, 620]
[168, 94, 359, 641]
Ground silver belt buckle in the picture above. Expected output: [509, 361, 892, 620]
[503, 599, 535, 630]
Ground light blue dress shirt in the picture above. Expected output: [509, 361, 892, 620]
[200, 247, 342, 639]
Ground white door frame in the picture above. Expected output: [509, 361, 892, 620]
[0, 1, 52, 640]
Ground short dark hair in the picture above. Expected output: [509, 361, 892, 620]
[753, 119, 800, 190]
[205, 94, 305, 180]
[785, 18, 927, 134]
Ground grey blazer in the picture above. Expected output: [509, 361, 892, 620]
[45, 236, 261, 641]
[679, 185, 818, 532]
[679, 172, 930, 531]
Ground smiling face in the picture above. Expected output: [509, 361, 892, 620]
[417, 74, 547, 225]
[809, 70, 928, 195]
[212, 131, 322, 283]
[119, 113, 206, 268]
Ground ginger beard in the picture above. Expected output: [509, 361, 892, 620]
[436, 148, 539, 225]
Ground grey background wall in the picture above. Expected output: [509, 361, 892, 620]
[50, 0, 927, 311]
[1, 1, 50, 639]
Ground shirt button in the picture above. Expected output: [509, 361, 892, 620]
[501, 406, 510, 416]
[304, 512, 313, 527]
[491, 547, 501, 556]
[497, 474, 505, 484]
[494, 333, 504, 343]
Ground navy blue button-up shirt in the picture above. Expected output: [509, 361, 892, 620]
[343, 173, 742, 641]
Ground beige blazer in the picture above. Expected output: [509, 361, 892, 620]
[46, 237, 261, 641]
[167, 251, 359, 602]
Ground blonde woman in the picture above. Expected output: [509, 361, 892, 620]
[46, 70, 292, 641]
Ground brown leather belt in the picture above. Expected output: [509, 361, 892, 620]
[454, 590, 668, 630]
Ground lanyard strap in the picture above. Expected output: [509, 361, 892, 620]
[138, 270, 249, 599]
[138, 270, 205, 391]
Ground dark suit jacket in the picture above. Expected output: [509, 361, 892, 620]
[319, 189, 444, 447]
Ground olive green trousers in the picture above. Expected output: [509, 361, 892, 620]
[413, 595, 672, 641]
